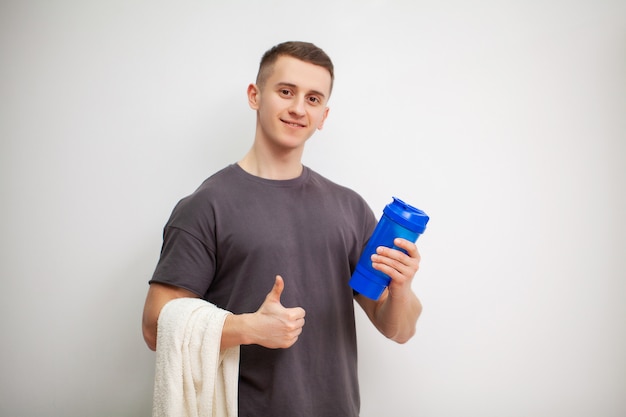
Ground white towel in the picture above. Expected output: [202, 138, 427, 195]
[152, 298, 240, 417]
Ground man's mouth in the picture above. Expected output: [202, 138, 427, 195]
[281, 119, 305, 128]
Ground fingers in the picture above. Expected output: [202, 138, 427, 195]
[371, 238, 420, 279]
[263, 275, 306, 320]
[374, 239, 419, 264]
[392, 238, 420, 259]
[273, 276, 306, 319]
[266, 275, 285, 304]
[264, 276, 305, 316]
[290, 306, 306, 321]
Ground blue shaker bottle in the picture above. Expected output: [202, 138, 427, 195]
[350, 197, 429, 300]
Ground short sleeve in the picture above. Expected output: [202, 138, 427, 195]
[149, 226, 216, 297]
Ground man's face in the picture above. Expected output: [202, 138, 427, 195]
[249, 55, 331, 151]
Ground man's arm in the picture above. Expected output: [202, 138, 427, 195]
[142, 282, 199, 351]
[354, 238, 423, 344]
[142, 275, 306, 351]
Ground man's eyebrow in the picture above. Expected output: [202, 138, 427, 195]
[275, 82, 327, 99]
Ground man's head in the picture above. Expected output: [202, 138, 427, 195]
[247, 42, 333, 152]
[256, 41, 334, 96]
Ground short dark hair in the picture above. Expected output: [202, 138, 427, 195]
[256, 41, 334, 94]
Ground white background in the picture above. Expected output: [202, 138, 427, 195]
[1, 1, 624, 416]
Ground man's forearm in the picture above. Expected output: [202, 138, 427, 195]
[373, 291, 422, 344]
[220, 313, 255, 351]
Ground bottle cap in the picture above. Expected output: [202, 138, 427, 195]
[383, 197, 429, 234]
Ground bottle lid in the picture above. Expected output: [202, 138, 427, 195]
[383, 197, 430, 234]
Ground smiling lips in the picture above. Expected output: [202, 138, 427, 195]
[281, 118, 306, 128]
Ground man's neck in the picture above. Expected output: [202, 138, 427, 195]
[238, 145, 304, 180]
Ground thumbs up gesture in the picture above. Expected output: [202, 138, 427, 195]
[251, 275, 306, 349]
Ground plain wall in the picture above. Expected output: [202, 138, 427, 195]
[1, 1, 624, 416]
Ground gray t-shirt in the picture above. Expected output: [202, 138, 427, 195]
[150, 164, 377, 417]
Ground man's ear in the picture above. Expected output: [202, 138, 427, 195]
[247, 83, 260, 110]
[317, 107, 330, 130]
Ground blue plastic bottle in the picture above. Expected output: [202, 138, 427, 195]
[350, 197, 429, 300]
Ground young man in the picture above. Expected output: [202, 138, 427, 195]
[142, 41, 422, 417]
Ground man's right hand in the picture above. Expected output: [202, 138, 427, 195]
[249, 275, 306, 349]
[220, 275, 306, 351]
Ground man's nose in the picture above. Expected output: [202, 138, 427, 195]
[288, 96, 306, 116]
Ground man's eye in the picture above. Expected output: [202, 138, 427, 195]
[280, 89, 291, 96]
[308, 96, 320, 104]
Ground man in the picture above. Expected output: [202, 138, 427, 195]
[142, 41, 422, 417]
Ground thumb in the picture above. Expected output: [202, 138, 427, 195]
[266, 275, 285, 304]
